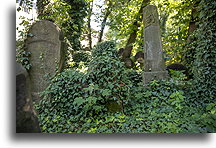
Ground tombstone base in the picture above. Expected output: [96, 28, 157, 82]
[143, 71, 168, 84]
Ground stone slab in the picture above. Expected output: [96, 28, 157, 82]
[16, 63, 41, 133]
[25, 20, 65, 101]
[143, 5, 168, 84]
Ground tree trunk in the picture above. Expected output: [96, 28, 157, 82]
[188, 8, 198, 36]
[122, 0, 150, 60]
[98, 6, 112, 43]
[87, 1, 94, 50]
[122, 23, 138, 58]
[187, 0, 200, 37]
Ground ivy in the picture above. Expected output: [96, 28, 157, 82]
[36, 41, 132, 132]
[16, 49, 32, 70]
[16, 4, 34, 70]
[35, 41, 212, 133]
[183, 0, 216, 105]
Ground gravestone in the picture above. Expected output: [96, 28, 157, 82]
[143, 5, 168, 84]
[25, 20, 65, 101]
[16, 63, 41, 133]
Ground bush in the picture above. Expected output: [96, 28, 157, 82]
[36, 41, 131, 133]
[35, 41, 214, 133]
[183, 0, 216, 105]
[71, 51, 91, 69]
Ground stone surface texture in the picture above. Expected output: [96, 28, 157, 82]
[143, 5, 168, 84]
[16, 63, 41, 133]
[25, 20, 65, 101]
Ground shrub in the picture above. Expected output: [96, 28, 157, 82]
[35, 41, 213, 133]
[183, 0, 216, 105]
[36, 41, 131, 133]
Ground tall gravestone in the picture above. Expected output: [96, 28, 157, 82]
[25, 20, 65, 101]
[143, 5, 168, 84]
[16, 63, 41, 133]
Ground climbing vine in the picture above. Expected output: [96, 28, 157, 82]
[16, 0, 34, 70]
[183, 0, 216, 104]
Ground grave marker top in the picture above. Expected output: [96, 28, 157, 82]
[143, 5, 159, 28]
[143, 5, 168, 83]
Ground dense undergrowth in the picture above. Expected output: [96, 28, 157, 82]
[35, 41, 216, 133]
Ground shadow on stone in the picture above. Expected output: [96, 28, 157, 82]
[16, 63, 41, 133]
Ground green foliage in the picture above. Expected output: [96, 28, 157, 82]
[153, 0, 192, 63]
[200, 102, 216, 132]
[91, 41, 117, 57]
[105, 0, 193, 61]
[16, 0, 34, 10]
[35, 71, 212, 133]
[36, 46, 210, 133]
[73, 51, 90, 63]
[126, 70, 143, 86]
[71, 51, 91, 69]
[87, 41, 131, 111]
[16, 49, 32, 70]
[37, 0, 87, 51]
[62, 0, 87, 51]
[16, 3, 34, 70]
[183, 0, 216, 105]
[35, 69, 100, 133]
[36, 0, 88, 69]
[124, 79, 205, 133]
[169, 69, 186, 79]
[105, 0, 144, 50]
[36, 41, 131, 133]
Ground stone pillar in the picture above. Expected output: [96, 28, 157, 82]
[16, 63, 41, 133]
[25, 20, 66, 101]
[143, 5, 168, 84]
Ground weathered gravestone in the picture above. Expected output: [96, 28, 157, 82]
[143, 5, 168, 84]
[25, 20, 65, 101]
[16, 63, 41, 133]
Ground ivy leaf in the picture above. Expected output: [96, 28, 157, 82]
[93, 106, 102, 112]
[87, 96, 97, 104]
[73, 97, 86, 107]
[102, 89, 111, 97]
